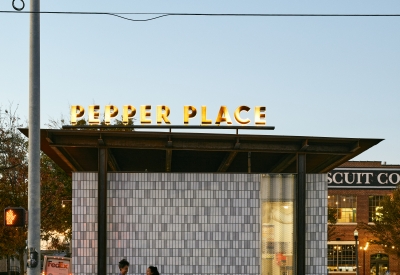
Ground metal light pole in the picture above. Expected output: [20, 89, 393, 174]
[354, 229, 359, 275]
[27, 0, 41, 274]
[363, 248, 365, 275]
[362, 242, 369, 275]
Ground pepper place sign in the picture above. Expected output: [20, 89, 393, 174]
[70, 105, 267, 126]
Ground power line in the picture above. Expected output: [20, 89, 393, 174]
[2, 11, 400, 16]
[110, 14, 168, 22]
[2, 10, 170, 21]
[1, 11, 400, 22]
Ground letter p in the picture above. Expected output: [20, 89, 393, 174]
[70, 105, 85, 125]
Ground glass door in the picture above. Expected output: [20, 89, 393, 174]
[370, 254, 389, 275]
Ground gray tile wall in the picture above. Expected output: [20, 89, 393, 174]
[72, 173, 98, 274]
[72, 173, 328, 275]
[306, 174, 328, 275]
[73, 173, 261, 275]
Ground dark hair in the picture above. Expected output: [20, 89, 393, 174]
[148, 266, 160, 275]
[119, 259, 130, 269]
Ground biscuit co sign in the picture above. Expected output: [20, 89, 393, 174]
[70, 105, 267, 125]
[328, 169, 400, 189]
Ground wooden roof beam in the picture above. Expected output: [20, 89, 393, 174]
[47, 136, 355, 155]
[350, 140, 361, 152]
[311, 155, 349, 173]
[107, 149, 120, 171]
[49, 146, 83, 171]
[217, 139, 240, 172]
[269, 154, 297, 173]
[300, 139, 309, 151]
[218, 152, 238, 172]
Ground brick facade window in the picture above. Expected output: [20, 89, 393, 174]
[328, 195, 357, 223]
[327, 244, 356, 272]
[368, 195, 386, 222]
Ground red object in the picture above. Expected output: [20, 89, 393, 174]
[276, 253, 287, 266]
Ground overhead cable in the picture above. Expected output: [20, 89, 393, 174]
[2, 10, 400, 22]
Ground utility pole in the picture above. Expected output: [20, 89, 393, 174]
[27, 0, 41, 274]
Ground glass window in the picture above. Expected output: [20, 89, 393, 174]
[328, 195, 357, 223]
[368, 196, 386, 223]
[327, 244, 356, 272]
[261, 175, 295, 275]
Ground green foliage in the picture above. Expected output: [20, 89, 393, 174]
[360, 187, 400, 258]
[0, 105, 72, 266]
[47, 115, 135, 130]
[40, 153, 72, 250]
[328, 207, 338, 240]
[0, 106, 29, 273]
[328, 207, 338, 224]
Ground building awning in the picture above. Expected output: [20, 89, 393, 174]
[20, 128, 383, 174]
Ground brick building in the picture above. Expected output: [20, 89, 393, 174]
[328, 161, 400, 275]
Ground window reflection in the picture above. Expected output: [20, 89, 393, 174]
[261, 202, 293, 275]
[327, 244, 356, 272]
[328, 195, 357, 223]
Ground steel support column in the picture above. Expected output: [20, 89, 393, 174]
[247, 152, 251, 173]
[296, 153, 306, 275]
[98, 148, 108, 275]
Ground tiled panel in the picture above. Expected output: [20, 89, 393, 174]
[73, 173, 261, 275]
[72, 172, 98, 274]
[72, 172, 328, 275]
[306, 174, 328, 275]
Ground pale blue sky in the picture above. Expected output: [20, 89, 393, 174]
[1, 1, 399, 163]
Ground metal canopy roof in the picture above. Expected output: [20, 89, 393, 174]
[20, 128, 383, 174]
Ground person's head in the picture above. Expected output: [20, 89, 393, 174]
[119, 259, 129, 275]
[146, 266, 159, 275]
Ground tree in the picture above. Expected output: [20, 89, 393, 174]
[0, 106, 28, 275]
[46, 112, 135, 130]
[360, 186, 400, 259]
[40, 153, 72, 250]
[328, 206, 338, 240]
[1, 108, 134, 273]
[0, 106, 72, 274]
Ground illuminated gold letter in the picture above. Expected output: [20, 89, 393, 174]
[104, 105, 119, 125]
[215, 106, 232, 125]
[123, 105, 136, 125]
[70, 105, 85, 125]
[234, 106, 250, 125]
[140, 105, 152, 124]
[157, 105, 171, 124]
[183, 106, 197, 124]
[255, 106, 266, 125]
[201, 106, 212, 125]
[88, 105, 100, 125]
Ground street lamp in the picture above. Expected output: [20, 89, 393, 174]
[354, 229, 359, 275]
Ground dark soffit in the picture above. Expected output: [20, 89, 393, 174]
[19, 128, 383, 175]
